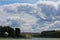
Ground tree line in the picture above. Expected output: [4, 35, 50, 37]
[32, 30, 60, 38]
[0, 26, 22, 38]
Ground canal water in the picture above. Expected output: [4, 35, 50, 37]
[0, 38, 60, 40]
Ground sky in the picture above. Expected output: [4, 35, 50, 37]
[0, 0, 60, 33]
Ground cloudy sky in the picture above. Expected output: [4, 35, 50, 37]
[0, 0, 60, 33]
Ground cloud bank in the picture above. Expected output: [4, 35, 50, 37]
[0, 1, 60, 32]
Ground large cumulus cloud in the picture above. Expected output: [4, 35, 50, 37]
[0, 1, 60, 32]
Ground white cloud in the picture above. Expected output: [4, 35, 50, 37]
[0, 1, 60, 32]
[37, 0, 60, 9]
[19, 13, 37, 32]
[0, 3, 38, 32]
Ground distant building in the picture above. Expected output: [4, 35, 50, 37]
[15, 28, 20, 37]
